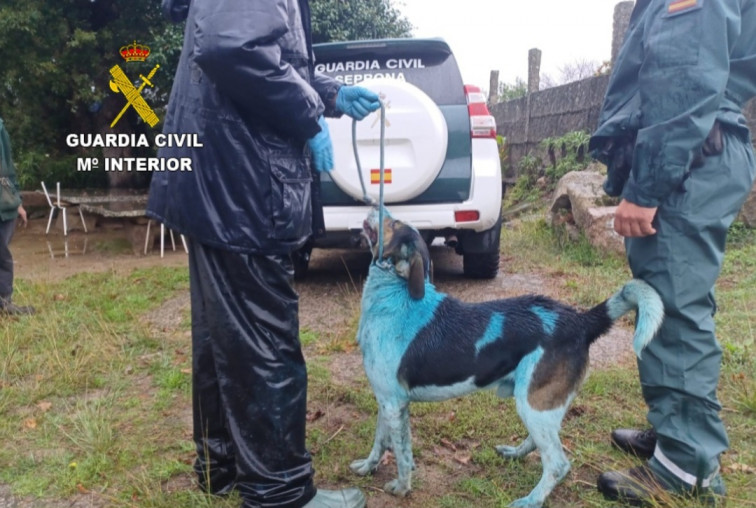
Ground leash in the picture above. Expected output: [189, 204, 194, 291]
[353, 101, 387, 261]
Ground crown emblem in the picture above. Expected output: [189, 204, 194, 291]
[119, 41, 150, 62]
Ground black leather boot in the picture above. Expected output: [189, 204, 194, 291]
[598, 464, 725, 507]
[611, 428, 657, 459]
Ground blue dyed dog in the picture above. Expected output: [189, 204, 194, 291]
[350, 208, 664, 508]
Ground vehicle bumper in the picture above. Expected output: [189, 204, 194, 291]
[322, 139, 502, 234]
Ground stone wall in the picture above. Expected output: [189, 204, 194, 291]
[491, 75, 610, 179]
[492, 78, 756, 179]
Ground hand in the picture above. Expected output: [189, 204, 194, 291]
[17, 205, 27, 228]
[335, 86, 381, 120]
[613, 199, 657, 237]
[307, 116, 334, 173]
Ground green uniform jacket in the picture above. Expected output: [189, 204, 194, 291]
[591, 0, 756, 207]
[0, 117, 21, 222]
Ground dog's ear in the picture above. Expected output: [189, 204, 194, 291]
[408, 250, 425, 300]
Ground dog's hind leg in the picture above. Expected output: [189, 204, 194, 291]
[496, 435, 536, 459]
[495, 376, 537, 459]
[382, 401, 413, 497]
[509, 401, 571, 508]
[350, 407, 389, 476]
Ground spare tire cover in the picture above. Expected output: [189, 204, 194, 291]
[327, 78, 448, 203]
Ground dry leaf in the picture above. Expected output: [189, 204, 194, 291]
[36, 401, 52, 412]
[380, 450, 394, 466]
[23, 418, 37, 429]
[724, 463, 756, 474]
[76, 484, 89, 494]
[180, 368, 192, 375]
[453, 453, 472, 465]
[306, 409, 324, 423]
[440, 438, 457, 451]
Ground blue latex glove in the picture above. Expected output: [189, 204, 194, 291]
[335, 86, 381, 120]
[307, 116, 334, 173]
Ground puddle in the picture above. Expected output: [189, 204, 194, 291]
[10, 218, 187, 283]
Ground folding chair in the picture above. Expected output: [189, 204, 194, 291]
[41, 181, 88, 235]
[144, 220, 188, 258]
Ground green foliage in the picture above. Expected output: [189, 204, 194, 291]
[496, 135, 508, 170]
[310, 0, 413, 43]
[504, 131, 593, 206]
[540, 130, 591, 186]
[0, 0, 183, 189]
[504, 152, 543, 204]
[498, 77, 528, 102]
[726, 221, 756, 250]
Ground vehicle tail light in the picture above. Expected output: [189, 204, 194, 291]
[464, 84, 497, 139]
[455, 210, 480, 223]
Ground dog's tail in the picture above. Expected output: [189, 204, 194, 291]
[583, 279, 664, 359]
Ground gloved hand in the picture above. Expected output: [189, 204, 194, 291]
[307, 116, 334, 173]
[335, 86, 381, 120]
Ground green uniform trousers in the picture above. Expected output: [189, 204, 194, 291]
[626, 126, 755, 485]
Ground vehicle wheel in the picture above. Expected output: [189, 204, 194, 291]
[463, 251, 500, 279]
[292, 247, 311, 280]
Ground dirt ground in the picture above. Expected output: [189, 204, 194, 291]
[5, 217, 636, 507]
[12, 217, 635, 371]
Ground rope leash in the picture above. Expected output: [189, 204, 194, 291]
[353, 101, 387, 261]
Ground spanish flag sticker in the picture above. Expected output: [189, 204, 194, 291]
[370, 169, 392, 184]
[668, 0, 698, 14]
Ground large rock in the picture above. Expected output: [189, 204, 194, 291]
[739, 182, 756, 228]
[549, 170, 624, 255]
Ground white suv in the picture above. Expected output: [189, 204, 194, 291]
[305, 38, 502, 279]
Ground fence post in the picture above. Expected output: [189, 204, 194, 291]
[611, 1, 635, 64]
[488, 70, 499, 105]
[525, 48, 541, 157]
[527, 48, 541, 94]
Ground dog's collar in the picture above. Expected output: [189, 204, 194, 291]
[371, 258, 393, 272]
[365, 230, 393, 272]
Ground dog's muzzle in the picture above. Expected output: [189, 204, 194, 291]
[362, 219, 378, 246]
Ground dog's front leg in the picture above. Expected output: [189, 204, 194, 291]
[383, 401, 412, 497]
[350, 406, 389, 476]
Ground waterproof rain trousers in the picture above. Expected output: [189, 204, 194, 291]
[189, 241, 315, 506]
[591, 0, 756, 489]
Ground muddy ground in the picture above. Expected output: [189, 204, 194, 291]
[4, 217, 635, 507]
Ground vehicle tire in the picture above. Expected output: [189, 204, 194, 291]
[463, 251, 500, 279]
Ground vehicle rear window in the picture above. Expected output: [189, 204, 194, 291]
[314, 39, 466, 105]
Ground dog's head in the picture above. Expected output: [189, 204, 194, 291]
[363, 207, 431, 300]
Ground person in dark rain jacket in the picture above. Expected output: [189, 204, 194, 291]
[591, 0, 756, 505]
[147, 1, 379, 506]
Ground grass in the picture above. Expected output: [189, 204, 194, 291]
[1, 211, 754, 507]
